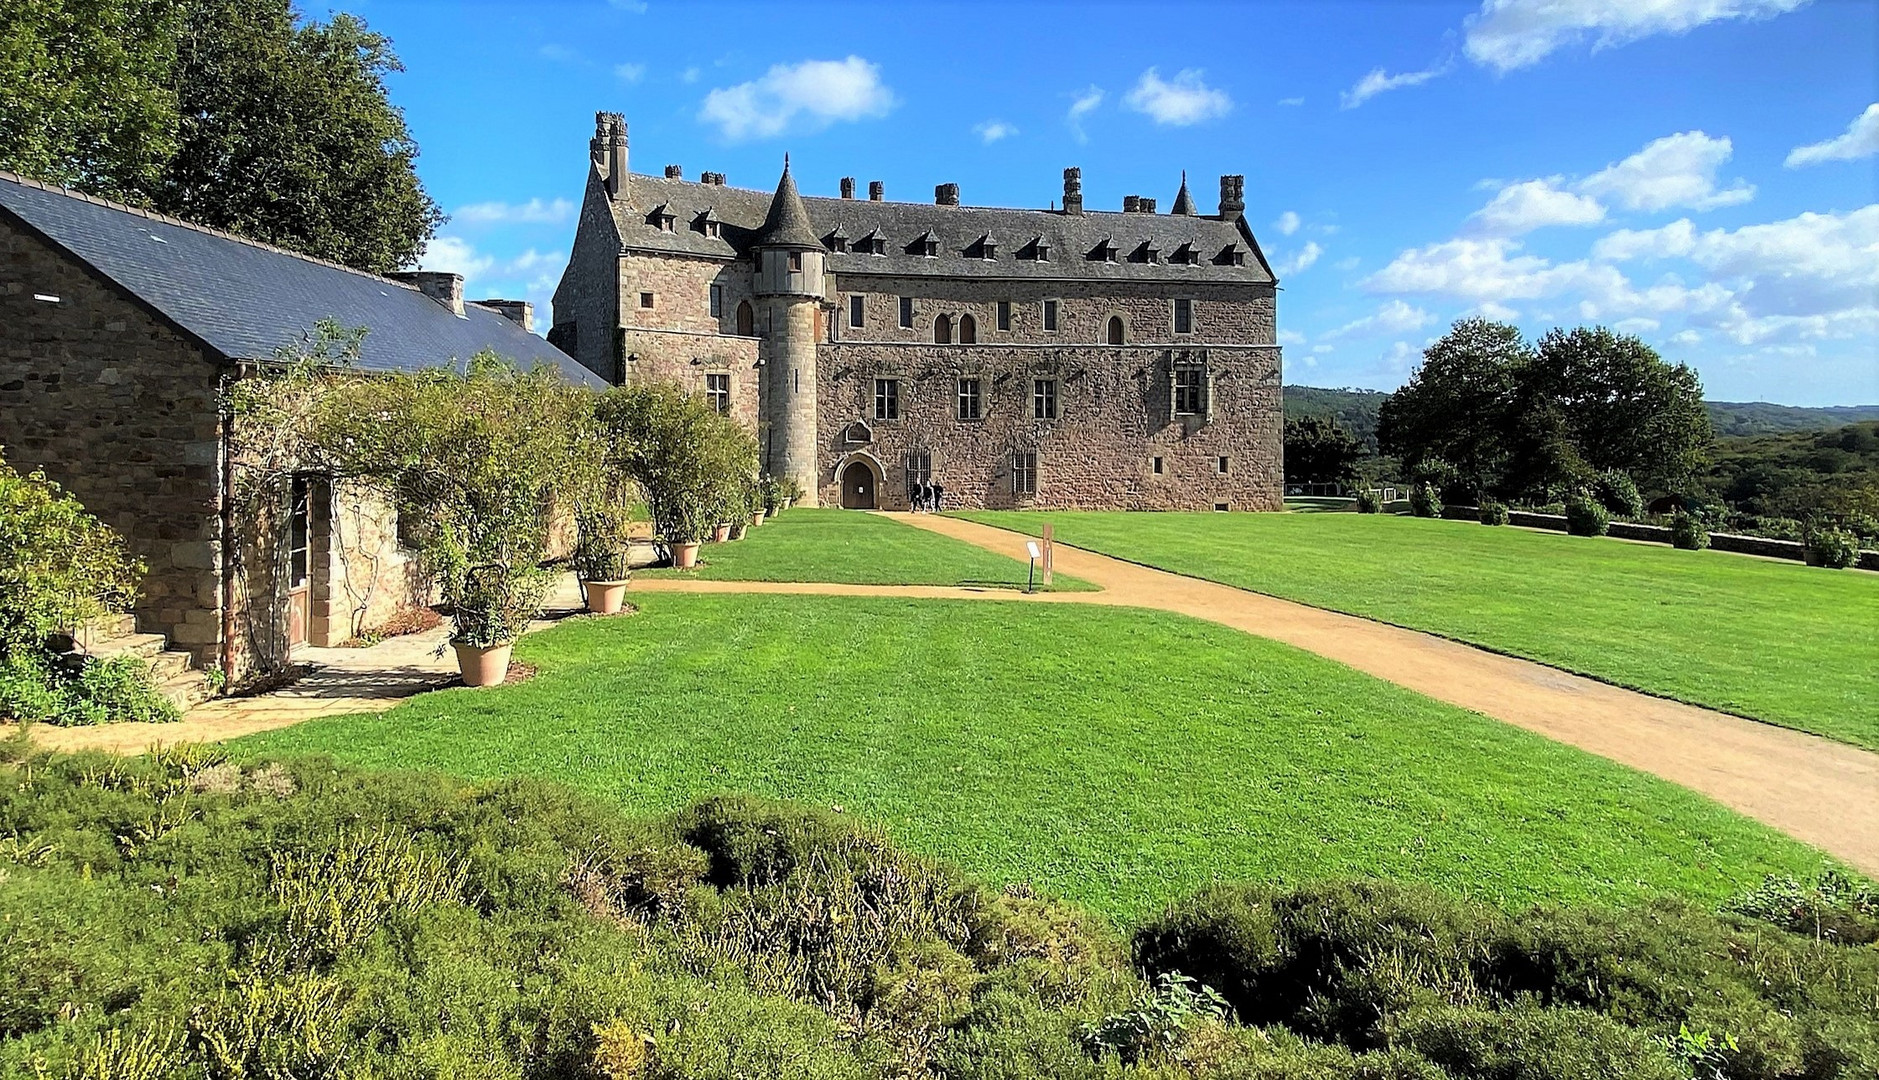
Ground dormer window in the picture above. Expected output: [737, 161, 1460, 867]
[1087, 239, 1118, 263]
[907, 231, 939, 258]
[692, 210, 723, 237]
[647, 204, 676, 232]
[826, 229, 849, 254]
[1131, 241, 1161, 264]
[1018, 236, 1052, 262]
[857, 230, 888, 256]
[1172, 242, 1199, 265]
[968, 234, 997, 260]
[1215, 244, 1247, 267]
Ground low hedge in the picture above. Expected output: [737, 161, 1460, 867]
[1806, 528, 1860, 569]
[1670, 512, 1710, 551]
[1564, 494, 1610, 537]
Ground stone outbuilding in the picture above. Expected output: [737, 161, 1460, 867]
[0, 171, 602, 690]
[552, 112, 1284, 511]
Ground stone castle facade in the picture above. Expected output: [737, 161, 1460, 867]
[551, 112, 1284, 511]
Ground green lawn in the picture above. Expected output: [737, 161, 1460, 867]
[236, 594, 1829, 921]
[949, 511, 1879, 749]
[637, 508, 1091, 589]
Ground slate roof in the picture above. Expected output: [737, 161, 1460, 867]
[0, 172, 603, 386]
[605, 171, 1274, 284]
[755, 161, 822, 249]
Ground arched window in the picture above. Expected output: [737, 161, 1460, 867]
[736, 301, 754, 336]
[958, 314, 977, 344]
[935, 314, 952, 344]
[1106, 315, 1125, 345]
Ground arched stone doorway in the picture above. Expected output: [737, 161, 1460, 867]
[840, 459, 878, 509]
[1106, 315, 1126, 345]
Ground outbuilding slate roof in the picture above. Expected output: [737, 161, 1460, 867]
[0, 171, 603, 387]
[607, 171, 1275, 284]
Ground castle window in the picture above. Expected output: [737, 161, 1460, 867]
[1152, 456, 1164, 474]
[850, 294, 865, 328]
[899, 297, 914, 328]
[1013, 450, 1038, 497]
[958, 314, 977, 344]
[874, 379, 899, 421]
[753, 251, 763, 271]
[1217, 455, 1230, 474]
[905, 449, 932, 493]
[1033, 379, 1057, 420]
[1087, 239, 1118, 262]
[788, 251, 803, 272]
[1173, 298, 1193, 334]
[935, 314, 952, 345]
[1106, 316, 1125, 346]
[706, 373, 730, 415]
[1042, 299, 1059, 332]
[710, 285, 723, 318]
[640, 292, 655, 309]
[736, 301, 754, 336]
[957, 378, 982, 421]
[1174, 363, 1206, 415]
[996, 301, 1011, 331]
[706, 220, 721, 238]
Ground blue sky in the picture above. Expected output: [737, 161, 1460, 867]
[337, 0, 1876, 406]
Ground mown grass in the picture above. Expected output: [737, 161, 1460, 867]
[637, 507, 1093, 590]
[236, 594, 1832, 921]
[951, 510, 1879, 749]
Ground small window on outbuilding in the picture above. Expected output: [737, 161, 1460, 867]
[640, 292, 655, 309]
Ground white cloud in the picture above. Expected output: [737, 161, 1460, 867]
[680, 66, 701, 84]
[614, 63, 645, 84]
[1066, 85, 1104, 142]
[1614, 317, 1661, 334]
[1123, 68, 1232, 125]
[1786, 103, 1879, 168]
[416, 236, 493, 280]
[1277, 329, 1307, 346]
[1462, 0, 1811, 72]
[1579, 131, 1753, 211]
[1278, 96, 1305, 106]
[1275, 210, 1301, 236]
[974, 120, 1017, 144]
[699, 56, 894, 141]
[1312, 344, 1335, 354]
[1334, 255, 1363, 271]
[1275, 242, 1323, 276]
[1363, 236, 1729, 320]
[1470, 301, 1522, 320]
[1340, 64, 1447, 109]
[453, 197, 576, 226]
[1468, 177, 1606, 235]
[1325, 299, 1436, 341]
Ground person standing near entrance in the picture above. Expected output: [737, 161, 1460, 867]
[931, 481, 945, 512]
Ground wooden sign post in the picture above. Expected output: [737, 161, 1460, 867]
[1041, 522, 1054, 587]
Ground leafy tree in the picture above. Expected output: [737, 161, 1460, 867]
[1282, 416, 1362, 486]
[1377, 319, 1529, 496]
[598, 383, 760, 546]
[1529, 326, 1710, 492]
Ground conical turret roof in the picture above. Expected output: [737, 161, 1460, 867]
[1170, 171, 1198, 216]
[756, 156, 822, 248]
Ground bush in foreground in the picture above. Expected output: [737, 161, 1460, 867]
[1564, 493, 1610, 537]
[1, 743, 1872, 1079]
[1355, 489, 1383, 514]
[1592, 469, 1644, 519]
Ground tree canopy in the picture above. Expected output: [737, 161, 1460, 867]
[0, 0, 441, 273]
[1283, 416, 1362, 486]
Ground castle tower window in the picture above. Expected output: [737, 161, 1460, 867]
[1173, 298, 1193, 334]
[996, 301, 1011, 331]
[1033, 378, 1057, 420]
[706, 373, 730, 415]
[640, 292, 655, 309]
[788, 251, 803, 272]
[710, 285, 723, 318]
[957, 378, 983, 420]
[850, 294, 865, 328]
[1174, 362, 1207, 415]
[935, 314, 953, 344]
[1106, 316, 1125, 345]
[958, 314, 977, 344]
[899, 296, 914, 329]
[1013, 450, 1038, 496]
[1042, 299, 1059, 332]
[874, 378, 900, 421]
[736, 301, 754, 336]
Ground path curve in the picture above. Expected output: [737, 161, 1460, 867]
[893, 512, 1879, 876]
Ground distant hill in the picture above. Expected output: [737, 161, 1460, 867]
[1283, 386, 1879, 449]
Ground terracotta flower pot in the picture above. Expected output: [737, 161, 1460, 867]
[583, 580, 629, 614]
[452, 641, 512, 687]
[729, 521, 748, 540]
[711, 522, 732, 543]
[671, 542, 701, 569]
[749, 513, 765, 527]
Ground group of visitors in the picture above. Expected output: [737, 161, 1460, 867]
[910, 480, 945, 512]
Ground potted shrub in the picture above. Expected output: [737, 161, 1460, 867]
[574, 504, 635, 614]
[1565, 493, 1610, 537]
[1478, 500, 1509, 526]
[599, 383, 759, 570]
[1354, 489, 1383, 514]
[759, 475, 782, 520]
[443, 560, 551, 687]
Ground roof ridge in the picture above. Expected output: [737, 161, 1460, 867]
[0, 168, 428, 291]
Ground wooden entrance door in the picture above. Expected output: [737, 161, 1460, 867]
[841, 461, 876, 509]
[285, 475, 311, 648]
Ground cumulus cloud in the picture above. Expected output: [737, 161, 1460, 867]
[1467, 178, 1606, 235]
[974, 120, 1017, 144]
[416, 236, 492, 280]
[1324, 299, 1436, 340]
[1463, 0, 1811, 72]
[614, 63, 645, 84]
[1579, 131, 1754, 211]
[1362, 235, 1729, 320]
[1786, 103, 1879, 168]
[1340, 64, 1448, 109]
[1276, 242, 1324, 276]
[453, 197, 576, 226]
[1275, 211, 1301, 236]
[699, 56, 895, 141]
[1066, 85, 1104, 142]
[1124, 68, 1232, 125]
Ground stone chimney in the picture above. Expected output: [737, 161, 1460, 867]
[1063, 167, 1083, 215]
[840, 177, 856, 199]
[868, 180, 884, 201]
[935, 183, 960, 206]
[700, 171, 725, 186]
[388, 271, 465, 317]
[1139, 196, 1157, 213]
[1122, 195, 1141, 213]
[664, 164, 682, 178]
[474, 299, 534, 333]
[594, 112, 627, 199]
[1218, 174, 1245, 218]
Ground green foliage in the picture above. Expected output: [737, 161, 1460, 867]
[1671, 511, 1710, 550]
[1723, 870, 1879, 945]
[1407, 482, 1442, 519]
[1591, 469, 1643, 518]
[1696, 421, 1879, 538]
[1476, 501, 1508, 526]
[1706, 401, 1879, 438]
[1076, 972, 1233, 1065]
[1283, 416, 1363, 486]
[1563, 494, 1609, 537]
[1531, 326, 1711, 492]
[0, 450, 141, 656]
[574, 502, 637, 583]
[0, 0, 441, 273]
[1355, 489, 1383, 514]
[598, 382, 760, 546]
[1377, 319, 1528, 495]
[1805, 527, 1860, 569]
[1283, 385, 1390, 454]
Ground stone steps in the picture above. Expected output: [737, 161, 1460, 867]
[55, 615, 216, 716]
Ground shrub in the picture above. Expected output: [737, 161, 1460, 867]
[1407, 483, 1442, 519]
[1724, 870, 1879, 945]
[1670, 512, 1710, 551]
[573, 502, 636, 583]
[1076, 971, 1232, 1065]
[1393, 1003, 1686, 1080]
[1477, 501, 1509, 526]
[1805, 527, 1860, 569]
[1564, 493, 1610, 536]
[0, 450, 142, 655]
[1592, 470, 1644, 519]
[600, 383, 759, 545]
[1355, 490, 1383, 514]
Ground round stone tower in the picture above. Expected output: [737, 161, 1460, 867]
[752, 157, 826, 506]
